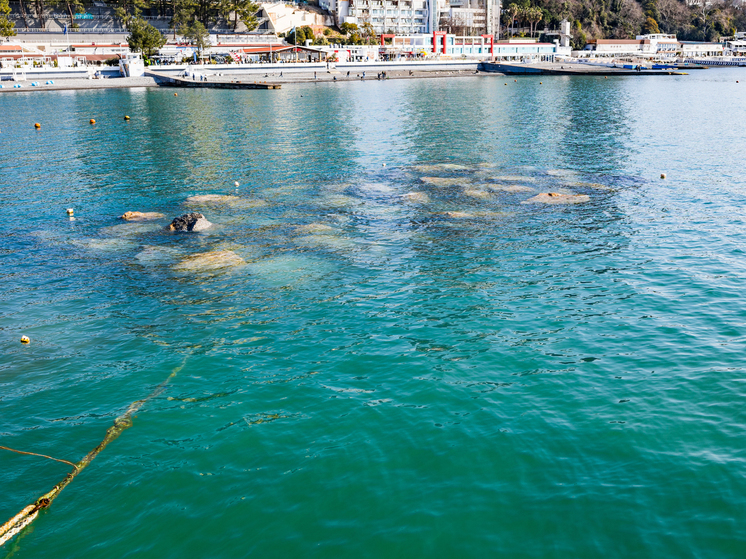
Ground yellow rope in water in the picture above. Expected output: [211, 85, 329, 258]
[0, 359, 186, 548]
[0, 446, 78, 469]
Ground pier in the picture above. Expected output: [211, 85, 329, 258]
[480, 62, 688, 76]
[147, 71, 281, 90]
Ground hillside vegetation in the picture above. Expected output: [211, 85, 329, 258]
[507, 0, 746, 48]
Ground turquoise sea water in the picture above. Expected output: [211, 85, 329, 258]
[1, 70, 746, 557]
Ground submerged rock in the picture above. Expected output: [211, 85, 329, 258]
[169, 212, 213, 232]
[414, 163, 472, 172]
[186, 194, 239, 205]
[120, 211, 165, 221]
[135, 245, 181, 266]
[441, 211, 474, 219]
[99, 222, 163, 237]
[401, 192, 430, 203]
[462, 189, 491, 199]
[485, 184, 536, 193]
[294, 223, 338, 235]
[420, 177, 465, 187]
[78, 238, 138, 252]
[173, 250, 245, 272]
[186, 195, 267, 209]
[489, 175, 538, 182]
[522, 192, 590, 205]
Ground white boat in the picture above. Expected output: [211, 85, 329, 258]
[119, 53, 145, 77]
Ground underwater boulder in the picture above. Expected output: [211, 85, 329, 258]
[173, 250, 245, 272]
[522, 192, 590, 205]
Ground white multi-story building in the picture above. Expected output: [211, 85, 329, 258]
[442, 0, 499, 36]
[322, 0, 450, 35]
[320, 0, 500, 36]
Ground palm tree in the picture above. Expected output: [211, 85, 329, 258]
[505, 3, 519, 38]
[518, 6, 529, 36]
[529, 7, 543, 37]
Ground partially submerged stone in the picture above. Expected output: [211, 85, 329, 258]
[169, 212, 213, 232]
[420, 177, 464, 187]
[522, 192, 590, 205]
[120, 211, 165, 221]
[173, 250, 245, 272]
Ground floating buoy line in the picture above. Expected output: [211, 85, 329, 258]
[0, 356, 188, 547]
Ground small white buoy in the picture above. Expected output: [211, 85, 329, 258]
[382, 163, 386, 167]
[21, 336, 30, 344]
[66, 208, 74, 216]
[660, 173, 666, 179]
[234, 181, 240, 187]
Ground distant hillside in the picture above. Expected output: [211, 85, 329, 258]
[506, 0, 746, 48]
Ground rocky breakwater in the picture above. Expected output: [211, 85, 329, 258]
[169, 212, 213, 232]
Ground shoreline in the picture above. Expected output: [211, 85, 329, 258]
[0, 70, 487, 93]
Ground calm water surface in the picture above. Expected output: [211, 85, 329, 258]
[1, 70, 746, 558]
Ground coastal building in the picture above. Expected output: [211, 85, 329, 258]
[583, 34, 679, 58]
[441, 0, 501, 36]
[323, 0, 448, 35]
[679, 41, 724, 58]
[322, 32, 565, 60]
[257, 3, 334, 35]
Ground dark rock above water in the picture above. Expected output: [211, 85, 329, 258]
[169, 213, 213, 232]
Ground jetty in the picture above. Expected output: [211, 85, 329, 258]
[147, 71, 281, 89]
[480, 61, 687, 76]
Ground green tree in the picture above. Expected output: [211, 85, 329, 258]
[50, 0, 82, 29]
[360, 21, 376, 44]
[219, 0, 259, 32]
[0, 0, 16, 38]
[286, 26, 305, 44]
[300, 25, 314, 43]
[127, 16, 166, 59]
[339, 22, 358, 36]
[171, 0, 195, 38]
[181, 19, 210, 59]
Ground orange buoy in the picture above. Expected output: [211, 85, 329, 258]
[124, 115, 130, 120]
[34, 123, 41, 129]
[539, 82, 543, 84]
[174, 93, 178, 96]
[90, 119, 96, 124]
[660, 173, 667, 179]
